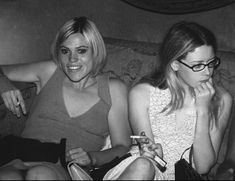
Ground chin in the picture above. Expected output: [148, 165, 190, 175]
[65, 72, 81, 82]
[69, 76, 83, 82]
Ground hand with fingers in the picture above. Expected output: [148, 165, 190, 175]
[137, 132, 163, 160]
[1, 89, 27, 117]
[194, 78, 215, 109]
[66, 147, 92, 167]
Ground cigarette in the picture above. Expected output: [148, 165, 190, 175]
[130, 135, 147, 139]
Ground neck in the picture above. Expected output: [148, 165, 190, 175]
[65, 75, 96, 90]
[182, 86, 195, 106]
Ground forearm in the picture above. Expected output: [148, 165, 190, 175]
[88, 145, 130, 167]
[193, 108, 216, 173]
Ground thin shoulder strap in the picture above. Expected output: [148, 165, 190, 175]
[97, 73, 111, 106]
[189, 145, 193, 166]
[180, 145, 193, 165]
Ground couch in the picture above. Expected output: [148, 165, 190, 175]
[0, 37, 235, 178]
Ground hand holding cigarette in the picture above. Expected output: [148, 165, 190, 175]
[131, 132, 167, 172]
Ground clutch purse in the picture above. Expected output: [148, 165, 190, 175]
[67, 161, 93, 180]
[67, 153, 132, 180]
[175, 145, 203, 180]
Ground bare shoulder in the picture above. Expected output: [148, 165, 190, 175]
[215, 85, 233, 128]
[129, 82, 153, 98]
[108, 77, 128, 96]
[128, 83, 153, 109]
[216, 85, 233, 106]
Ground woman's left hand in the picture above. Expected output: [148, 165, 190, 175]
[194, 78, 215, 109]
[138, 132, 163, 160]
[66, 147, 92, 167]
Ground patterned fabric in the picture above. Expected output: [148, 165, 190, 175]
[149, 87, 196, 180]
[103, 44, 159, 88]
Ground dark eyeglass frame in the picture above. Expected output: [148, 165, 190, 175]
[177, 56, 220, 72]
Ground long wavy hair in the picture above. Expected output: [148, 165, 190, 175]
[142, 21, 217, 114]
[51, 16, 107, 77]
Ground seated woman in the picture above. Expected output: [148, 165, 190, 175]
[103, 21, 233, 180]
[0, 17, 132, 180]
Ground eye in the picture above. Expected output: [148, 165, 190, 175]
[60, 48, 69, 54]
[77, 48, 88, 54]
[208, 58, 219, 67]
[192, 64, 205, 71]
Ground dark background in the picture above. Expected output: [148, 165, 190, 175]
[0, 0, 235, 64]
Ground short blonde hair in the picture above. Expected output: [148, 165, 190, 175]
[51, 17, 107, 76]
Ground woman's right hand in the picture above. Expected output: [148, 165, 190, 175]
[66, 147, 92, 167]
[138, 132, 163, 159]
[1, 89, 26, 117]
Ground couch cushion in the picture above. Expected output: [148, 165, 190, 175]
[104, 44, 160, 88]
[214, 51, 235, 100]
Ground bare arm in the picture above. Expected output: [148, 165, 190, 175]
[129, 83, 163, 159]
[129, 83, 154, 140]
[210, 88, 233, 157]
[193, 84, 233, 174]
[0, 60, 57, 116]
[215, 103, 235, 178]
[88, 78, 132, 166]
[1, 60, 57, 89]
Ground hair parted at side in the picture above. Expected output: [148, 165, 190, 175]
[141, 21, 217, 114]
[51, 16, 107, 76]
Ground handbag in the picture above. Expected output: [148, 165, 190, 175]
[67, 161, 93, 180]
[175, 145, 203, 180]
[67, 153, 132, 180]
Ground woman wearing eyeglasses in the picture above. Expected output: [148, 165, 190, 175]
[103, 21, 233, 180]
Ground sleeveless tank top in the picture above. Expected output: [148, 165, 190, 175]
[21, 68, 111, 152]
[149, 86, 197, 180]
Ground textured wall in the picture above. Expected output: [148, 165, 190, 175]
[0, 0, 235, 64]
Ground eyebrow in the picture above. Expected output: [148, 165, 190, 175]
[59, 45, 89, 49]
[191, 57, 216, 64]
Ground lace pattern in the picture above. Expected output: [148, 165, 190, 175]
[149, 87, 197, 180]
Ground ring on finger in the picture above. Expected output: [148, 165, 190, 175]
[16, 102, 20, 106]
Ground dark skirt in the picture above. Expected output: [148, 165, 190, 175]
[0, 135, 66, 168]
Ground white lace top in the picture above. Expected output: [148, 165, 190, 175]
[149, 86, 197, 180]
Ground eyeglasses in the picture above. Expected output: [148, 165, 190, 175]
[177, 57, 220, 72]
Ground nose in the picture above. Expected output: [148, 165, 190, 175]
[69, 52, 78, 63]
[203, 65, 211, 75]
